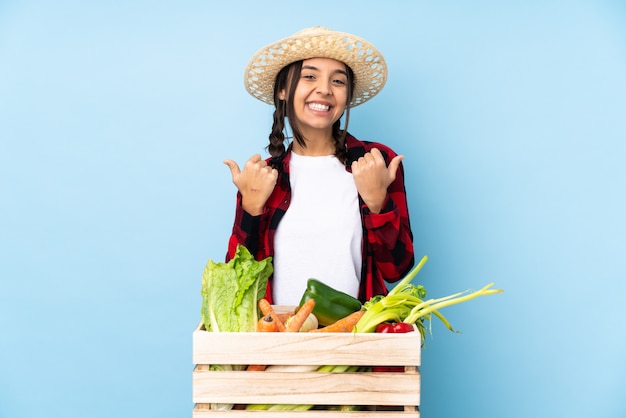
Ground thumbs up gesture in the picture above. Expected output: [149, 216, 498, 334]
[351, 148, 404, 214]
[224, 154, 278, 216]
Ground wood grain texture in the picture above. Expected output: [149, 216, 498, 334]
[192, 323, 421, 366]
[192, 313, 421, 416]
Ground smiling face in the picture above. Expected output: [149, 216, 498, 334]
[280, 57, 349, 144]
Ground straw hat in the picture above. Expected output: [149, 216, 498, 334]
[244, 26, 387, 107]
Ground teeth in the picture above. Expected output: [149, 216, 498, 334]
[308, 103, 330, 111]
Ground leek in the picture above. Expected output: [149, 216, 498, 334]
[354, 255, 504, 343]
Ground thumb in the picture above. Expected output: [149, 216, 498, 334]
[223, 159, 241, 179]
[387, 155, 404, 181]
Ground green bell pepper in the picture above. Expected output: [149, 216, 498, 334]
[297, 278, 362, 327]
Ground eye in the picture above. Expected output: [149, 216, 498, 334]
[301, 73, 316, 80]
[332, 78, 347, 85]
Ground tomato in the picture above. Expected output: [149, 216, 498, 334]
[375, 322, 414, 334]
[392, 322, 414, 333]
[375, 323, 395, 333]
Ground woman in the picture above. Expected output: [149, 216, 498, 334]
[224, 27, 414, 305]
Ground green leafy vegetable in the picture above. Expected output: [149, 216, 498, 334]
[354, 255, 504, 343]
[200, 245, 272, 333]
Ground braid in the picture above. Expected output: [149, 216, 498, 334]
[267, 100, 287, 158]
[267, 64, 296, 161]
[332, 120, 348, 166]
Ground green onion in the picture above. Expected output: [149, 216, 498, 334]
[354, 255, 503, 342]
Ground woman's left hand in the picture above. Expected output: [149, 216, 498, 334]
[351, 148, 404, 213]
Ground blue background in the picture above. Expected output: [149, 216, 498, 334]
[1, 1, 625, 417]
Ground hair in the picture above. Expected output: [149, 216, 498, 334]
[267, 60, 355, 166]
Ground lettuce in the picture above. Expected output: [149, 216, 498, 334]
[200, 245, 272, 332]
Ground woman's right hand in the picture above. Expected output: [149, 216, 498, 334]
[224, 154, 278, 216]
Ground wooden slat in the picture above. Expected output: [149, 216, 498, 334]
[193, 404, 420, 418]
[192, 323, 421, 366]
[192, 370, 420, 405]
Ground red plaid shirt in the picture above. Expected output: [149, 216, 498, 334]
[226, 133, 414, 303]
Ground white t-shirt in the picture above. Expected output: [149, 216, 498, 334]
[272, 152, 363, 305]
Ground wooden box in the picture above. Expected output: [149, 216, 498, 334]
[192, 308, 421, 417]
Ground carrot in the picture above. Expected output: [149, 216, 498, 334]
[276, 312, 291, 324]
[257, 313, 278, 332]
[258, 298, 286, 332]
[247, 313, 280, 372]
[308, 310, 365, 333]
[285, 299, 316, 332]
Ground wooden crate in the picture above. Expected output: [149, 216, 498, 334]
[192, 308, 421, 417]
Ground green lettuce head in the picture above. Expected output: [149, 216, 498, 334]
[200, 245, 272, 332]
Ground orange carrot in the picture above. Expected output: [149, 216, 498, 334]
[308, 310, 365, 333]
[285, 299, 316, 332]
[248, 313, 280, 372]
[258, 298, 286, 332]
[276, 312, 291, 324]
[257, 313, 278, 332]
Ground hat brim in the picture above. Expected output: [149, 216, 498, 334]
[244, 27, 387, 107]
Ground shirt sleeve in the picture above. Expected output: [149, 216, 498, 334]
[361, 158, 414, 283]
[226, 192, 263, 261]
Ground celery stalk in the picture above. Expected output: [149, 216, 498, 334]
[387, 255, 429, 297]
[353, 255, 503, 339]
[404, 283, 503, 326]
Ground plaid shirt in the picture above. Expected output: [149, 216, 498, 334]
[227, 133, 414, 303]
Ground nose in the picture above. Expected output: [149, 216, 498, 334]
[316, 81, 333, 96]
